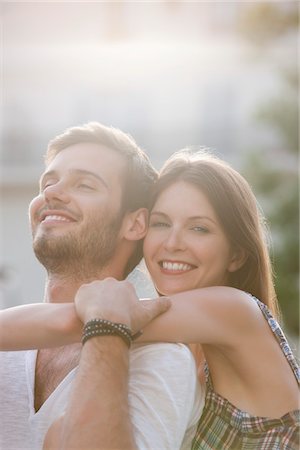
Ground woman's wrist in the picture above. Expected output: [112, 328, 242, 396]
[56, 304, 83, 343]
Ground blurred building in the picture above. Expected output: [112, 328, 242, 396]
[1, 1, 297, 307]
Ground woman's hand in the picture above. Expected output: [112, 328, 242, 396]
[74, 278, 171, 333]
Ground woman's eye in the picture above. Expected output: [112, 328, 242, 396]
[191, 226, 208, 233]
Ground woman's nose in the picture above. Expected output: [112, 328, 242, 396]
[163, 228, 186, 252]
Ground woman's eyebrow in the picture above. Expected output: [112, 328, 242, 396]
[187, 215, 217, 224]
[150, 211, 169, 219]
[151, 211, 217, 225]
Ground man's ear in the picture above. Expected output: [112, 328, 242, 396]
[122, 208, 148, 242]
[228, 247, 247, 273]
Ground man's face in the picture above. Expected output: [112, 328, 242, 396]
[29, 143, 126, 276]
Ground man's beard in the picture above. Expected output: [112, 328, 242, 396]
[33, 211, 123, 279]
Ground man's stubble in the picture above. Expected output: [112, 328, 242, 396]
[33, 210, 123, 280]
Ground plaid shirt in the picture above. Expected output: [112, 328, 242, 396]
[191, 296, 300, 450]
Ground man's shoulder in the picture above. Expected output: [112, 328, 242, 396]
[128, 342, 204, 448]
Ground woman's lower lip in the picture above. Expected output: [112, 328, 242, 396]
[160, 267, 192, 275]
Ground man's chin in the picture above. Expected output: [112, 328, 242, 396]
[33, 236, 72, 261]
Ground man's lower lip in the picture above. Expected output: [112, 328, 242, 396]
[41, 219, 74, 223]
[41, 220, 73, 225]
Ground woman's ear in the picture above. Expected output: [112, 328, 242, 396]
[123, 208, 148, 242]
[228, 247, 247, 273]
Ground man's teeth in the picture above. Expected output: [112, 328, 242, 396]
[43, 215, 70, 222]
[162, 262, 192, 271]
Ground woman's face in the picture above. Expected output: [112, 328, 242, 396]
[143, 181, 239, 296]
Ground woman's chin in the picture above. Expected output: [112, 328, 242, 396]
[155, 284, 189, 297]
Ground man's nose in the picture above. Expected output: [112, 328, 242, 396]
[43, 182, 70, 204]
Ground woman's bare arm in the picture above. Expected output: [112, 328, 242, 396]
[139, 286, 263, 347]
[0, 303, 82, 351]
[0, 286, 260, 352]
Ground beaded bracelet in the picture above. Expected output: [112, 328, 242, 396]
[82, 318, 132, 348]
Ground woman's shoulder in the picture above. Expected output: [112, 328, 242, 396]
[193, 286, 257, 304]
[193, 286, 262, 318]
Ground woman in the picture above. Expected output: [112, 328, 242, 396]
[1, 149, 299, 448]
[138, 149, 299, 448]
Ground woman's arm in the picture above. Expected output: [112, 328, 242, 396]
[0, 285, 259, 352]
[0, 303, 82, 351]
[139, 286, 263, 347]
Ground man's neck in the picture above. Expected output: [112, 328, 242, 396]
[44, 266, 125, 303]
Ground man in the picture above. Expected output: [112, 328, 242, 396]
[0, 122, 203, 450]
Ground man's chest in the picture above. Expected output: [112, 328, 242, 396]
[34, 344, 81, 411]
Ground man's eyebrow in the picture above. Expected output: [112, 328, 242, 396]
[71, 169, 109, 188]
[39, 170, 56, 187]
[40, 169, 109, 189]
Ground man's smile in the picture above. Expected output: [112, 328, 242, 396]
[39, 209, 78, 224]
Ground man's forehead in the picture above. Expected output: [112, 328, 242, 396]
[40, 144, 127, 194]
[46, 143, 126, 176]
[49, 142, 124, 163]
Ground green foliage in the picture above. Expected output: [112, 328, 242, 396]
[256, 95, 298, 153]
[238, 2, 299, 335]
[244, 154, 299, 334]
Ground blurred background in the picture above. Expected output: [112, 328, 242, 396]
[1, 1, 298, 342]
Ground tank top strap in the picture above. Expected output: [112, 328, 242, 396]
[247, 293, 300, 384]
[204, 293, 299, 387]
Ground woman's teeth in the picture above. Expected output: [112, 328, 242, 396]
[161, 261, 192, 271]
